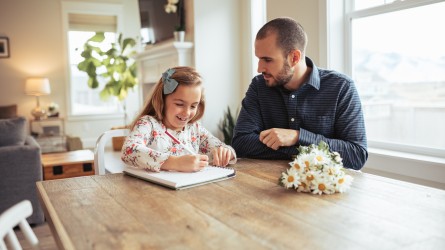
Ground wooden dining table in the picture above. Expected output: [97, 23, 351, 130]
[36, 158, 445, 250]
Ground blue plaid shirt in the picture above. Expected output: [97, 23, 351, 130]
[232, 57, 368, 170]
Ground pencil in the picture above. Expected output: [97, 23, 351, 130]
[165, 130, 196, 155]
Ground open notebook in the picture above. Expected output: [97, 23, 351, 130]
[123, 166, 236, 190]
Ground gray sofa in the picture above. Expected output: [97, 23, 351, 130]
[0, 116, 45, 225]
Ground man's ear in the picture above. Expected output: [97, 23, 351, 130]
[289, 49, 302, 66]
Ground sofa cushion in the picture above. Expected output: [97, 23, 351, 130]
[0, 105, 18, 119]
[0, 117, 27, 147]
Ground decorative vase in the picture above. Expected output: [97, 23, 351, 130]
[174, 31, 185, 42]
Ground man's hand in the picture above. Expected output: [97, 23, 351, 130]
[259, 128, 299, 150]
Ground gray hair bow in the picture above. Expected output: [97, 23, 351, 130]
[162, 68, 179, 94]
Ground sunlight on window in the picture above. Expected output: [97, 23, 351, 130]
[351, 1, 445, 150]
[68, 31, 121, 115]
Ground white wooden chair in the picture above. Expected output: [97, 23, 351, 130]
[0, 200, 38, 250]
[94, 129, 130, 175]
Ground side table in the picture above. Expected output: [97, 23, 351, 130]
[41, 150, 95, 180]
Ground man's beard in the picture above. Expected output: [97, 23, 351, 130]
[263, 61, 293, 87]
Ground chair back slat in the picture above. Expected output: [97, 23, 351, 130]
[94, 129, 130, 175]
[0, 200, 38, 250]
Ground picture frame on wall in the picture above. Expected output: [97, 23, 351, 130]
[0, 37, 10, 58]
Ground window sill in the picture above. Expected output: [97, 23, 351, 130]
[364, 147, 445, 188]
[66, 113, 124, 122]
[368, 147, 445, 165]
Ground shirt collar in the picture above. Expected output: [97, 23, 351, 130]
[305, 57, 320, 90]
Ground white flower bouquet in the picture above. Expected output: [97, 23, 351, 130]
[279, 141, 353, 195]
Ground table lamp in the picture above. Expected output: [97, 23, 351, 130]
[25, 77, 51, 120]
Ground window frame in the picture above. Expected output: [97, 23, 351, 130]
[61, 1, 125, 121]
[326, 0, 445, 158]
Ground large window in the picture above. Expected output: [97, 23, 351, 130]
[62, 2, 124, 118]
[346, 0, 445, 155]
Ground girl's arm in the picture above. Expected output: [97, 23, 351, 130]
[121, 117, 170, 172]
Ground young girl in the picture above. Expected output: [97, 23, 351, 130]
[121, 66, 237, 172]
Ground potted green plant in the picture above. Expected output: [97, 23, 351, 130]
[77, 32, 138, 104]
[218, 106, 238, 145]
[77, 32, 138, 150]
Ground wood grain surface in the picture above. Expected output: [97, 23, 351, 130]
[36, 158, 445, 250]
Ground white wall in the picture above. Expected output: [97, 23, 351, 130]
[266, 0, 321, 66]
[0, 0, 65, 126]
[193, 0, 243, 136]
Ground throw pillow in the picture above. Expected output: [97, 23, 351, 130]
[0, 117, 27, 147]
[0, 104, 18, 119]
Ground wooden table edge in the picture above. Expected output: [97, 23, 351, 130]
[36, 182, 76, 250]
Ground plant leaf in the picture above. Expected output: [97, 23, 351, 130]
[87, 32, 105, 43]
[122, 38, 136, 52]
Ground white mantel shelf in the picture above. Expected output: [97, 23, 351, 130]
[136, 41, 194, 67]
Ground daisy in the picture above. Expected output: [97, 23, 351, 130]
[311, 149, 330, 166]
[335, 174, 353, 193]
[311, 176, 335, 195]
[323, 165, 340, 177]
[298, 153, 314, 172]
[288, 158, 305, 173]
[281, 168, 300, 189]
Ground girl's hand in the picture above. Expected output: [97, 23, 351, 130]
[212, 147, 232, 167]
[161, 154, 209, 172]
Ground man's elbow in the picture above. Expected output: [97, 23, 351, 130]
[348, 148, 368, 171]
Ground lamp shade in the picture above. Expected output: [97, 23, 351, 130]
[25, 78, 51, 96]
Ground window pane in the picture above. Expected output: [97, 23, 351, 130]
[352, 2, 445, 150]
[67, 31, 120, 115]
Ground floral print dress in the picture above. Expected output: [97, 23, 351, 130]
[121, 115, 237, 172]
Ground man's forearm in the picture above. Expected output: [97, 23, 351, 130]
[232, 133, 296, 160]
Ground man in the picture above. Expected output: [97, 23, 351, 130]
[232, 17, 367, 170]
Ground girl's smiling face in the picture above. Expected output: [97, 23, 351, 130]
[163, 84, 202, 131]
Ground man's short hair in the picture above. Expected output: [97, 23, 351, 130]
[256, 17, 308, 57]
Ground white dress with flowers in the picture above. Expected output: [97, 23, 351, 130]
[121, 115, 237, 172]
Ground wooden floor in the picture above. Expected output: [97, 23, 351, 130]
[11, 223, 58, 250]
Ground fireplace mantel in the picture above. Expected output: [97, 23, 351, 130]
[136, 41, 194, 103]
